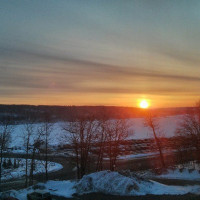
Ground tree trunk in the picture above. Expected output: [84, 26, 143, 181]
[152, 127, 165, 168]
[0, 148, 3, 188]
[75, 145, 80, 179]
[45, 135, 48, 181]
[0, 134, 6, 188]
[29, 149, 36, 186]
[25, 142, 29, 187]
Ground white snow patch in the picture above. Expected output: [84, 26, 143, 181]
[1, 158, 63, 180]
[3, 115, 183, 153]
[117, 152, 159, 160]
[9, 181, 76, 200]
[8, 122, 66, 151]
[127, 115, 183, 139]
[4, 171, 200, 199]
[75, 171, 200, 196]
[45, 180, 76, 198]
[157, 169, 200, 180]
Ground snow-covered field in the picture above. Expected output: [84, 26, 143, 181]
[9, 122, 66, 151]
[1, 158, 63, 181]
[3, 171, 200, 200]
[128, 115, 182, 139]
[6, 115, 183, 152]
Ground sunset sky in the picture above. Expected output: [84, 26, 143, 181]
[1, 0, 200, 107]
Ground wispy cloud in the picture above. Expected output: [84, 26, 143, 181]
[1, 0, 200, 106]
[1, 46, 200, 99]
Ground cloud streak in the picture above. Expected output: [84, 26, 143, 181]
[1, 1, 200, 106]
[1, 46, 200, 83]
[1, 45, 200, 101]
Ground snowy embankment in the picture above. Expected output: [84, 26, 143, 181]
[103, 152, 161, 161]
[4, 171, 200, 200]
[156, 169, 200, 181]
[74, 171, 200, 196]
[2, 159, 63, 181]
[136, 161, 200, 181]
[157, 169, 200, 180]
[6, 115, 183, 153]
[114, 150, 176, 160]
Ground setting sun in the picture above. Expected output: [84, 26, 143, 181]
[139, 100, 149, 109]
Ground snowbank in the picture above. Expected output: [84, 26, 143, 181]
[75, 171, 152, 195]
[75, 171, 200, 196]
[3, 171, 200, 199]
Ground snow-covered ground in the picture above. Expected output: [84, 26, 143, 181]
[157, 169, 200, 180]
[75, 171, 200, 196]
[118, 151, 169, 160]
[1, 158, 63, 181]
[103, 152, 160, 161]
[116, 149, 178, 160]
[136, 161, 200, 181]
[128, 115, 182, 139]
[4, 115, 183, 153]
[3, 171, 200, 200]
[8, 122, 66, 152]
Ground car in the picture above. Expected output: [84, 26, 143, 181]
[27, 190, 52, 200]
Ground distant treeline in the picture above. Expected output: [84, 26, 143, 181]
[0, 104, 193, 123]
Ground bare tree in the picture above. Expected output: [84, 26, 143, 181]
[0, 118, 13, 187]
[176, 101, 200, 160]
[144, 111, 165, 168]
[105, 119, 130, 171]
[23, 121, 35, 187]
[95, 119, 107, 171]
[29, 131, 42, 186]
[38, 120, 53, 181]
[63, 114, 99, 179]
